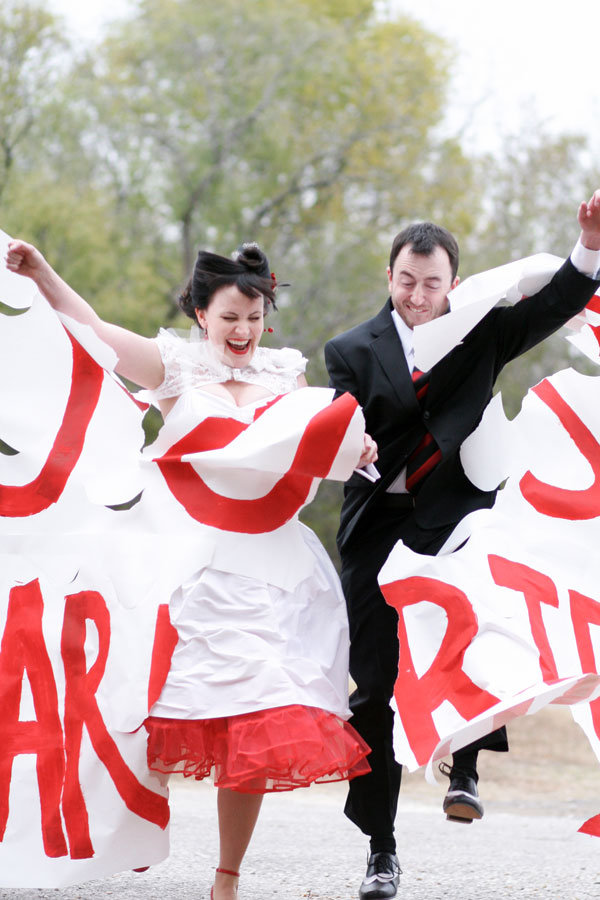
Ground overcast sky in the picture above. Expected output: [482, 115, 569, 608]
[390, 0, 600, 152]
[49, 0, 600, 155]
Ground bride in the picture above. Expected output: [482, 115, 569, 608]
[5, 237, 377, 899]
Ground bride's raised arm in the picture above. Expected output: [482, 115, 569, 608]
[5, 239, 164, 389]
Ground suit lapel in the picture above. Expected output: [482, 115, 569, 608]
[369, 301, 420, 418]
[426, 340, 464, 405]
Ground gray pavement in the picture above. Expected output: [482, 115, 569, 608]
[2, 779, 599, 899]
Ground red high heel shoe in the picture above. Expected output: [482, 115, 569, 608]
[210, 867, 240, 899]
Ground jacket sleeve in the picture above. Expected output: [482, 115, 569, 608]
[324, 339, 361, 402]
[489, 258, 600, 373]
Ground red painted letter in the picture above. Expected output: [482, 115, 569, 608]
[520, 379, 600, 519]
[0, 581, 67, 857]
[488, 555, 560, 682]
[570, 589, 600, 740]
[61, 590, 169, 859]
[382, 576, 500, 766]
[0, 331, 104, 517]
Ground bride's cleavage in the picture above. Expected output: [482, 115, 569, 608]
[199, 381, 274, 407]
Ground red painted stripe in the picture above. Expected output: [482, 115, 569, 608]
[115, 379, 149, 412]
[147, 605, 179, 711]
[0, 330, 104, 517]
[156, 392, 359, 533]
[586, 294, 600, 314]
[579, 814, 600, 836]
[590, 323, 600, 352]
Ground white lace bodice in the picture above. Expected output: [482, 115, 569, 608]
[149, 327, 307, 400]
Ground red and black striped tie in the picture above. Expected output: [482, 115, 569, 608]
[406, 368, 442, 493]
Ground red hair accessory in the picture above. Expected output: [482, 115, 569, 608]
[270, 271, 290, 291]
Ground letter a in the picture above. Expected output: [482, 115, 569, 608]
[61, 590, 169, 859]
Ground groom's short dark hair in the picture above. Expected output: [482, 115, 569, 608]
[389, 222, 459, 280]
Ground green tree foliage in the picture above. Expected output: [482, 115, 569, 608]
[467, 128, 593, 266]
[0, 1, 67, 201]
[67, 0, 475, 329]
[0, 3, 174, 337]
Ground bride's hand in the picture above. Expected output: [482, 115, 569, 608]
[5, 240, 48, 281]
[357, 433, 378, 467]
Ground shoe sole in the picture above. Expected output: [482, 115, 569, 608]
[444, 799, 483, 821]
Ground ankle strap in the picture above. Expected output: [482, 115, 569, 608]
[216, 867, 240, 877]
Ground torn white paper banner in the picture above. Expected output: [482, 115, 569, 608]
[379, 366, 600, 836]
[425, 674, 600, 786]
[459, 392, 516, 491]
[565, 291, 600, 366]
[413, 253, 563, 371]
[0, 293, 146, 513]
[0, 554, 172, 888]
[567, 325, 600, 366]
[148, 386, 364, 484]
[57, 310, 120, 373]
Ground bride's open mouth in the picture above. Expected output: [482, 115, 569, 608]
[226, 339, 251, 355]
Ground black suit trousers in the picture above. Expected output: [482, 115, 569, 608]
[340, 499, 507, 838]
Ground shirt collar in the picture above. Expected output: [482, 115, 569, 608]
[391, 306, 414, 369]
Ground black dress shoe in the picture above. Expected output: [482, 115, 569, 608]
[441, 765, 484, 823]
[358, 851, 401, 899]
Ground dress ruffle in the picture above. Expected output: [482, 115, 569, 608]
[145, 704, 371, 793]
[147, 329, 307, 401]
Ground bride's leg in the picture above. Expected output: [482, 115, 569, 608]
[213, 787, 263, 899]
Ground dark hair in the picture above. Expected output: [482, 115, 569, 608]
[389, 222, 459, 280]
[178, 242, 277, 319]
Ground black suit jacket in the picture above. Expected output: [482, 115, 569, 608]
[325, 258, 600, 554]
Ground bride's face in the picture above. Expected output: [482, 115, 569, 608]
[195, 285, 265, 367]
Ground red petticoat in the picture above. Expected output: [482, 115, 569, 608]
[145, 704, 371, 793]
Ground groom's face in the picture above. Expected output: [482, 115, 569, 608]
[387, 244, 458, 330]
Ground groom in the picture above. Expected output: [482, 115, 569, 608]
[325, 191, 600, 898]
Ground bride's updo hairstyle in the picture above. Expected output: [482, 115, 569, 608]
[178, 242, 277, 320]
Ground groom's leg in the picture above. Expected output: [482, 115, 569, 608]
[340, 526, 404, 844]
